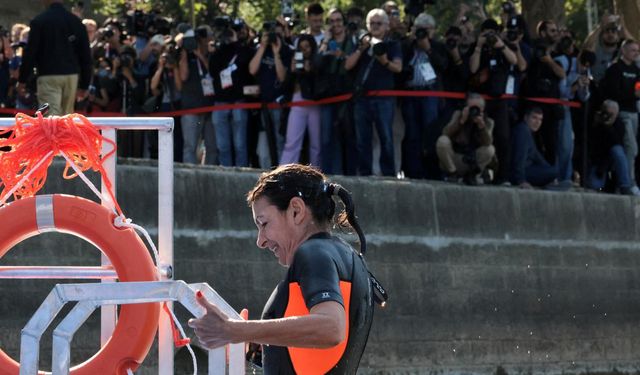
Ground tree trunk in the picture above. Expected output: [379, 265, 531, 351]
[614, 0, 640, 40]
[521, 0, 566, 37]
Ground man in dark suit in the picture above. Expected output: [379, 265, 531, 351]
[18, 0, 92, 115]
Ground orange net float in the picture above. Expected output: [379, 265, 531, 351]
[0, 112, 121, 214]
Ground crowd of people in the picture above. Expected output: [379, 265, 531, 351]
[2, 0, 640, 195]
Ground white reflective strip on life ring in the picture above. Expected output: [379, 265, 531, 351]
[36, 195, 55, 233]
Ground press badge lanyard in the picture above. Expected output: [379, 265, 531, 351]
[197, 57, 215, 96]
[506, 64, 515, 95]
[220, 54, 238, 90]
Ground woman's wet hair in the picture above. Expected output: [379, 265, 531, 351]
[247, 164, 368, 254]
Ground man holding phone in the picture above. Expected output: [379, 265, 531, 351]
[317, 8, 358, 175]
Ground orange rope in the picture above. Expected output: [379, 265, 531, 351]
[0, 112, 122, 215]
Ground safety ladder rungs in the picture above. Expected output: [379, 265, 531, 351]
[0, 266, 117, 279]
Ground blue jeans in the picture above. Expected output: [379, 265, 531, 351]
[321, 103, 358, 175]
[182, 113, 216, 165]
[257, 108, 284, 168]
[354, 97, 396, 176]
[587, 145, 632, 190]
[555, 107, 574, 182]
[212, 102, 248, 167]
[400, 95, 439, 179]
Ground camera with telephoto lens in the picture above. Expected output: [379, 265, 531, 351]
[347, 21, 359, 32]
[120, 53, 134, 69]
[415, 28, 428, 40]
[468, 105, 482, 119]
[263, 21, 278, 45]
[506, 29, 519, 42]
[372, 41, 388, 56]
[534, 40, 548, 60]
[182, 29, 197, 52]
[502, 1, 516, 15]
[484, 31, 498, 48]
[558, 35, 573, 54]
[445, 37, 458, 50]
[100, 26, 115, 40]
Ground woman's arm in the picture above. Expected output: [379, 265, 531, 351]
[189, 296, 346, 349]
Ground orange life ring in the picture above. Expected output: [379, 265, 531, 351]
[0, 194, 160, 375]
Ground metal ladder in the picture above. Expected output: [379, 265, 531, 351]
[0, 117, 244, 374]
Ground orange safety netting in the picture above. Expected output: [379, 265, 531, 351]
[0, 112, 122, 215]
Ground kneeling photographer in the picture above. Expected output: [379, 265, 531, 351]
[436, 93, 496, 185]
[209, 18, 253, 167]
[586, 100, 640, 196]
[344, 8, 402, 176]
[400, 12, 448, 179]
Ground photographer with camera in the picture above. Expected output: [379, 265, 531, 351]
[0, 27, 12, 108]
[510, 107, 561, 189]
[439, 26, 470, 119]
[583, 13, 634, 83]
[344, 8, 402, 176]
[345, 7, 366, 42]
[601, 39, 640, 194]
[99, 19, 124, 59]
[469, 19, 516, 185]
[316, 8, 358, 175]
[586, 100, 640, 196]
[436, 93, 495, 185]
[176, 25, 216, 165]
[399, 12, 447, 179]
[208, 20, 253, 167]
[107, 45, 148, 156]
[279, 34, 322, 167]
[249, 20, 293, 168]
[553, 33, 590, 186]
[150, 44, 182, 114]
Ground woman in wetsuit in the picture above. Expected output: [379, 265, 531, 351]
[189, 163, 385, 374]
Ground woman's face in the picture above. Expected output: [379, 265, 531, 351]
[252, 196, 299, 267]
[299, 40, 312, 57]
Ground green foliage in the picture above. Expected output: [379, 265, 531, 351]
[86, 0, 609, 42]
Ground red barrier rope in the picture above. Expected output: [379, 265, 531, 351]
[0, 90, 581, 117]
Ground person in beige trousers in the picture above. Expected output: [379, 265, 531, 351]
[17, 0, 92, 116]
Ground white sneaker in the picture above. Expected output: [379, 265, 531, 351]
[631, 186, 640, 196]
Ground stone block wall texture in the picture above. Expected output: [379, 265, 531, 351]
[1, 161, 640, 374]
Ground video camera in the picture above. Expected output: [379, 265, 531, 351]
[468, 105, 482, 119]
[404, 0, 435, 17]
[125, 10, 173, 39]
[415, 28, 428, 40]
[502, 1, 516, 16]
[533, 40, 549, 60]
[484, 31, 498, 48]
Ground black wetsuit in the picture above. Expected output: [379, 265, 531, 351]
[260, 232, 374, 374]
